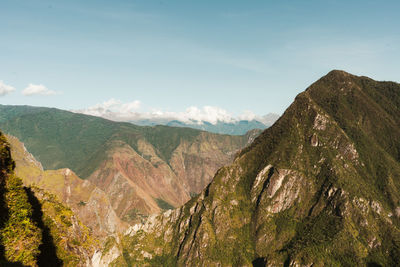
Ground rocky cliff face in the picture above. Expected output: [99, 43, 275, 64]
[114, 71, 400, 266]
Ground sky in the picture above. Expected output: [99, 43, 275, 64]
[1, 0, 400, 122]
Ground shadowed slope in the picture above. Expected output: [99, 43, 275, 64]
[0, 133, 42, 266]
[24, 187, 62, 267]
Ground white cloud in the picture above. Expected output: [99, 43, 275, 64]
[177, 106, 234, 124]
[238, 110, 257, 121]
[75, 99, 278, 125]
[142, 106, 234, 125]
[120, 100, 141, 113]
[80, 98, 141, 118]
[0, 81, 16, 96]
[22, 84, 59, 96]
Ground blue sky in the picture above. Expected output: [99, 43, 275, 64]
[1, 0, 399, 119]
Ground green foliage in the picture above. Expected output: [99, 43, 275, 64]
[123, 208, 147, 222]
[289, 211, 343, 252]
[103, 236, 118, 255]
[140, 125, 200, 162]
[1, 174, 42, 266]
[30, 186, 98, 266]
[0, 132, 97, 266]
[155, 198, 175, 210]
[0, 132, 41, 266]
[0, 107, 118, 178]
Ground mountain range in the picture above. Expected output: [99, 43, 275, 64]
[75, 102, 279, 136]
[0, 70, 399, 266]
[0, 106, 256, 224]
[126, 113, 279, 135]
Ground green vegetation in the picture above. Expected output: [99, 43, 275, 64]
[29, 186, 98, 266]
[0, 132, 41, 266]
[1, 174, 42, 266]
[155, 198, 175, 210]
[123, 208, 147, 222]
[0, 105, 247, 179]
[0, 132, 98, 266]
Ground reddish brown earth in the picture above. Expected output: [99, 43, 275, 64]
[88, 131, 258, 223]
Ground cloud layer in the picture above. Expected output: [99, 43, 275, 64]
[81, 98, 141, 117]
[0, 81, 16, 96]
[76, 98, 278, 125]
[22, 84, 58, 96]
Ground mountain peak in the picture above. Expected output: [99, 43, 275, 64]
[325, 69, 352, 78]
[304, 69, 362, 98]
[319, 69, 357, 85]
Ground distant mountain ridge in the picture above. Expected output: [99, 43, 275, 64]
[131, 117, 278, 135]
[0, 105, 255, 224]
[75, 105, 279, 135]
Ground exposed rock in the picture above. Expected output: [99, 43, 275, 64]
[371, 201, 383, 215]
[395, 207, 400, 218]
[265, 170, 304, 214]
[91, 245, 120, 267]
[313, 113, 329, 131]
[310, 133, 319, 147]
